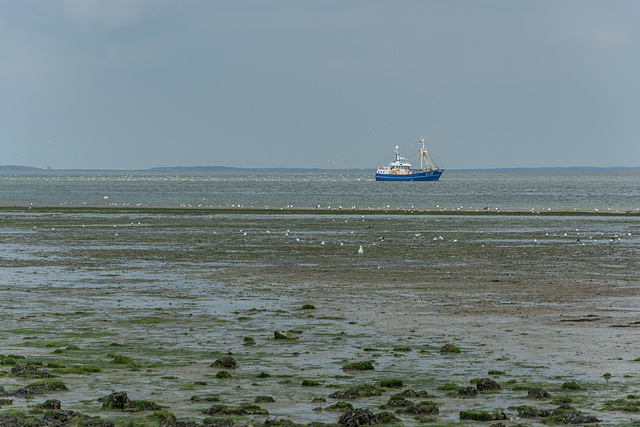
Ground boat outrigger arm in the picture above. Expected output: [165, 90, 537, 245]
[418, 139, 438, 171]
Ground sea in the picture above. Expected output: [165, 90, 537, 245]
[0, 172, 639, 212]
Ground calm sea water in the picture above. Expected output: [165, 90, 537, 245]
[1, 172, 639, 211]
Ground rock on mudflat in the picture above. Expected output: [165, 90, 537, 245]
[38, 399, 61, 410]
[102, 391, 130, 410]
[211, 356, 237, 369]
[10, 365, 54, 378]
[274, 331, 298, 340]
[476, 378, 502, 391]
[338, 408, 378, 426]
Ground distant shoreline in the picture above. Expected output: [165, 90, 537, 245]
[1, 165, 639, 175]
[1, 203, 638, 216]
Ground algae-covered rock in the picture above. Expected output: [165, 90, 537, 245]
[203, 403, 268, 415]
[46, 363, 66, 369]
[101, 391, 131, 410]
[329, 384, 381, 399]
[403, 401, 439, 415]
[551, 395, 573, 405]
[330, 389, 361, 399]
[379, 378, 403, 388]
[381, 396, 439, 415]
[544, 408, 600, 424]
[125, 400, 164, 412]
[342, 361, 374, 371]
[0, 398, 12, 406]
[38, 399, 61, 410]
[561, 381, 583, 391]
[255, 395, 275, 403]
[395, 389, 430, 398]
[0, 355, 24, 366]
[264, 418, 296, 426]
[326, 401, 354, 411]
[527, 387, 550, 399]
[149, 410, 176, 424]
[460, 409, 506, 421]
[516, 405, 553, 418]
[211, 356, 237, 369]
[17, 379, 68, 395]
[475, 377, 502, 392]
[99, 391, 162, 413]
[216, 370, 232, 379]
[43, 409, 79, 424]
[301, 304, 316, 310]
[203, 404, 230, 415]
[203, 417, 235, 426]
[0, 413, 38, 426]
[10, 364, 54, 379]
[440, 343, 461, 354]
[458, 386, 478, 396]
[603, 398, 640, 412]
[190, 394, 220, 402]
[274, 331, 298, 340]
[438, 382, 459, 391]
[235, 404, 269, 415]
[42, 409, 115, 426]
[338, 408, 378, 426]
[375, 411, 401, 423]
[109, 355, 135, 365]
[381, 395, 411, 408]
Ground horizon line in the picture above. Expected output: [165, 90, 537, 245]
[1, 164, 640, 174]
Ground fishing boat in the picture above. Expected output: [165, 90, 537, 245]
[375, 139, 443, 181]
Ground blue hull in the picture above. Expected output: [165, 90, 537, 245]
[375, 170, 443, 181]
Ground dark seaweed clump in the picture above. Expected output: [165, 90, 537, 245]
[203, 403, 268, 415]
[440, 343, 461, 354]
[100, 391, 164, 412]
[329, 384, 381, 399]
[211, 356, 237, 369]
[460, 409, 506, 421]
[379, 379, 403, 388]
[338, 408, 400, 426]
[342, 361, 374, 371]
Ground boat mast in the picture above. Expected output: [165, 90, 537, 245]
[419, 138, 435, 171]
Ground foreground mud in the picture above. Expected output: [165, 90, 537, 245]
[1, 207, 639, 426]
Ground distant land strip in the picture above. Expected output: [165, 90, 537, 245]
[0, 204, 638, 216]
[1, 165, 639, 175]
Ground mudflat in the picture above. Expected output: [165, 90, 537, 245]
[1, 207, 639, 426]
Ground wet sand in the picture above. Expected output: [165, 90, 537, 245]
[1, 206, 639, 426]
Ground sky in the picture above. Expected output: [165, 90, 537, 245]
[1, 0, 639, 170]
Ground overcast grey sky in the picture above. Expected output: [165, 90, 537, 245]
[1, 1, 639, 170]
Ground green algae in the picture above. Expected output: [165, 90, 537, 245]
[561, 381, 584, 391]
[25, 379, 69, 393]
[109, 355, 136, 365]
[379, 379, 403, 388]
[460, 409, 507, 421]
[342, 361, 374, 371]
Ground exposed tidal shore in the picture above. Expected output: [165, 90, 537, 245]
[1, 207, 639, 426]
